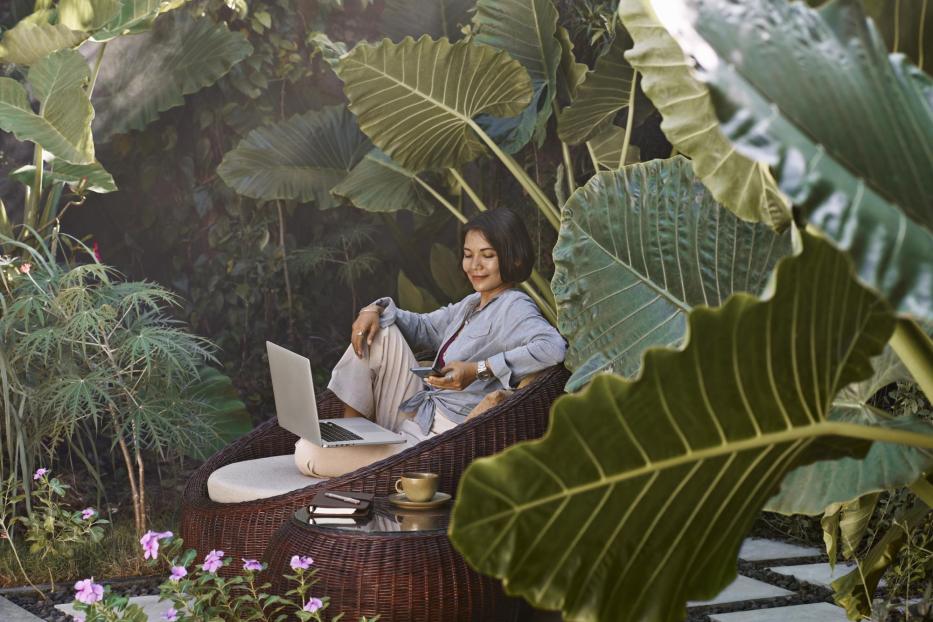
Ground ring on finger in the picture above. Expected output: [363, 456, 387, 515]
[356, 331, 364, 336]
[445, 372, 453, 380]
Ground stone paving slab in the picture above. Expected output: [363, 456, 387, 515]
[688, 575, 794, 607]
[710, 602, 850, 621]
[0, 596, 45, 621]
[768, 562, 858, 587]
[739, 538, 823, 561]
[57, 594, 174, 621]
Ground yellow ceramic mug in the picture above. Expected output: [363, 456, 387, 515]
[394, 472, 439, 502]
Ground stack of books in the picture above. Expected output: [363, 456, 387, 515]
[307, 490, 373, 526]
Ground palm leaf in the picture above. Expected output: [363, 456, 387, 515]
[618, 0, 791, 229]
[0, 21, 88, 66]
[666, 0, 933, 319]
[91, 10, 252, 140]
[336, 35, 532, 172]
[552, 156, 790, 391]
[217, 106, 371, 205]
[449, 233, 929, 622]
[331, 148, 434, 215]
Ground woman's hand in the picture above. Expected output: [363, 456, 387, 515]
[425, 360, 478, 391]
[351, 307, 381, 357]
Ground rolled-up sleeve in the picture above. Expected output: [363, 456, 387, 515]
[486, 298, 566, 389]
[369, 297, 458, 352]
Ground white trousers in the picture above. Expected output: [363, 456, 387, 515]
[294, 325, 455, 478]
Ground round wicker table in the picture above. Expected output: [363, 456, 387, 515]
[262, 497, 524, 621]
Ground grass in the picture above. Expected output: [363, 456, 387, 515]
[0, 513, 175, 589]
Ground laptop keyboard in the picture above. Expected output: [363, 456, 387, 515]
[319, 421, 364, 443]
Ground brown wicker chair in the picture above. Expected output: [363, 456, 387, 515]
[179, 364, 569, 570]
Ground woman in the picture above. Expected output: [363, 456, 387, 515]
[295, 209, 566, 478]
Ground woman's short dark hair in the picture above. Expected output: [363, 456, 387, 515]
[460, 209, 535, 284]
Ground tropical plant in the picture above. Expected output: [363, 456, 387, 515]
[0, 233, 249, 535]
[0, 0, 251, 244]
[438, 0, 933, 621]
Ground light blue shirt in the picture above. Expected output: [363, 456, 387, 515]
[372, 288, 567, 434]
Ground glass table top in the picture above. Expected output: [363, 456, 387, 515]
[294, 497, 451, 534]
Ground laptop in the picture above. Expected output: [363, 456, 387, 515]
[266, 341, 405, 448]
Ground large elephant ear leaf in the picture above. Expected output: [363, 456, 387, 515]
[0, 50, 95, 164]
[663, 0, 933, 319]
[0, 21, 88, 66]
[91, 10, 252, 140]
[336, 36, 532, 172]
[449, 232, 930, 622]
[331, 149, 434, 215]
[218, 106, 371, 207]
[557, 33, 636, 145]
[767, 340, 933, 514]
[618, 0, 791, 230]
[472, 0, 561, 149]
[552, 156, 790, 391]
[92, 0, 188, 41]
[380, 0, 474, 41]
[57, 0, 122, 31]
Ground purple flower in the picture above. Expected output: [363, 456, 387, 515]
[33, 468, 48, 480]
[201, 549, 224, 573]
[81, 508, 96, 520]
[303, 597, 323, 613]
[162, 608, 178, 622]
[289, 555, 313, 570]
[74, 578, 104, 604]
[139, 530, 173, 560]
[242, 558, 263, 572]
[169, 566, 187, 582]
[73, 615, 85, 622]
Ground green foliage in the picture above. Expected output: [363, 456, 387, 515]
[552, 157, 790, 391]
[15, 470, 108, 561]
[450, 233, 933, 621]
[667, 0, 933, 318]
[618, 0, 791, 229]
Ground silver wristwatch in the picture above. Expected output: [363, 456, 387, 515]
[476, 359, 493, 380]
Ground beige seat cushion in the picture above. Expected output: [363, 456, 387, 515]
[466, 370, 545, 420]
[207, 455, 324, 503]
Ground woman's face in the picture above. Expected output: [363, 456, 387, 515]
[462, 230, 505, 293]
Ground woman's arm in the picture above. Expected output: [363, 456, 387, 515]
[485, 296, 567, 389]
[367, 296, 459, 352]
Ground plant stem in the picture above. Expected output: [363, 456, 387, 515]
[0, 518, 48, 599]
[560, 142, 576, 197]
[619, 72, 639, 170]
[24, 145, 44, 234]
[134, 427, 146, 532]
[585, 142, 600, 172]
[87, 42, 108, 100]
[908, 474, 933, 508]
[467, 119, 560, 230]
[116, 431, 142, 536]
[448, 168, 484, 213]
[889, 318, 933, 401]
[276, 201, 296, 342]
[411, 175, 467, 223]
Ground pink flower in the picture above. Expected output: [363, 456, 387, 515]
[289, 555, 313, 570]
[201, 549, 224, 573]
[92, 241, 101, 263]
[74, 578, 104, 604]
[81, 508, 96, 520]
[169, 566, 187, 582]
[303, 597, 323, 613]
[33, 467, 48, 480]
[73, 615, 86, 622]
[162, 608, 178, 622]
[139, 530, 173, 560]
[18, 262, 31, 275]
[242, 558, 262, 572]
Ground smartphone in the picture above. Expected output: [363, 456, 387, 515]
[410, 365, 442, 379]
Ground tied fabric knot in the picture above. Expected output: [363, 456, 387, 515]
[399, 389, 441, 435]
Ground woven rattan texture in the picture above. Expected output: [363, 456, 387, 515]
[179, 366, 570, 577]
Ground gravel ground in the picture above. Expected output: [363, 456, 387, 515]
[4, 577, 162, 622]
